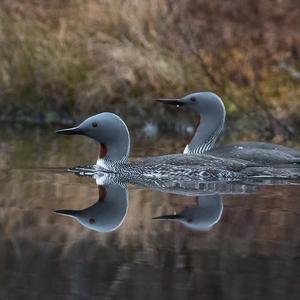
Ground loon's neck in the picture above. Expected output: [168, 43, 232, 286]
[96, 142, 129, 171]
[96, 156, 126, 172]
[95, 120, 130, 171]
[184, 104, 225, 154]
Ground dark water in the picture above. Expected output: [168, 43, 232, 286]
[0, 127, 299, 300]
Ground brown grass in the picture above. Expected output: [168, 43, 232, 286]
[0, 0, 299, 139]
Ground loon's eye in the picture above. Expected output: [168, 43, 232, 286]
[190, 97, 196, 102]
[89, 218, 95, 224]
[187, 218, 193, 223]
[92, 122, 98, 128]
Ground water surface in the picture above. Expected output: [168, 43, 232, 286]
[0, 127, 299, 299]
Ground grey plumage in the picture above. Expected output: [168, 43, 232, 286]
[157, 92, 225, 154]
[56, 112, 300, 180]
[157, 92, 300, 165]
[209, 142, 300, 164]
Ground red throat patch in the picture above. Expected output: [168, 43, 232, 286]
[99, 143, 108, 158]
[187, 115, 201, 144]
[98, 186, 107, 201]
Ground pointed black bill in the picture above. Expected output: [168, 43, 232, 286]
[53, 209, 82, 217]
[56, 126, 84, 135]
[155, 99, 186, 106]
[153, 214, 181, 220]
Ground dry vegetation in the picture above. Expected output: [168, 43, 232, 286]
[0, 0, 299, 139]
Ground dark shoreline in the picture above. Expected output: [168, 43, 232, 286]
[1, 112, 299, 146]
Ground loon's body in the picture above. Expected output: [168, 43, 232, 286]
[157, 92, 300, 165]
[57, 112, 300, 181]
[121, 153, 249, 180]
[125, 153, 300, 181]
[70, 153, 254, 182]
[209, 142, 300, 165]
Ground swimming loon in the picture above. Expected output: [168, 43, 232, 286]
[157, 92, 300, 165]
[153, 194, 223, 231]
[56, 112, 300, 180]
[54, 176, 128, 233]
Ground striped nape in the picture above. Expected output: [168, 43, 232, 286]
[184, 118, 224, 155]
[96, 157, 127, 172]
[184, 134, 218, 154]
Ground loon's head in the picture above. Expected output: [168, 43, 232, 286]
[153, 194, 223, 231]
[56, 112, 130, 168]
[54, 182, 128, 233]
[156, 92, 226, 154]
[156, 92, 225, 116]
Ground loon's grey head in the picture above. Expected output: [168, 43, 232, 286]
[156, 92, 226, 154]
[54, 183, 128, 233]
[153, 194, 223, 231]
[56, 112, 130, 168]
[156, 92, 225, 115]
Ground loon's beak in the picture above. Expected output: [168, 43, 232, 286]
[153, 213, 181, 220]
[155, 98, 186, 106]
[56, 126, 84, 135]
[53, 209, 82, 218]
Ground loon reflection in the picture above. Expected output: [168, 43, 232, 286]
[153, 194, 223, 231]
[53, 170, 300, 232]
[54, 178, 128, 233]
[57, 112, 300, 180]
[53, 172, 260, 232]
[157, 92, 300, 165]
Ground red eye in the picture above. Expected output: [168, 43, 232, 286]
[92, 122, 98, 128]
[187, 218, 193, 223]
[190, 97, 196, 102]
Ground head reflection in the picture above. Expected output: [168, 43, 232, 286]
[153, 194, 223, 231]
[54, 176, 128, 233]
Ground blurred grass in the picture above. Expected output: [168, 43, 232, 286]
[0, 0, 299, 140]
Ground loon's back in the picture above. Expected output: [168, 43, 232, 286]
[70, 152, 300, 185]
[209, 142, 300, 165]
[126, 153, 254, 181]
[126, 153, 300, 181]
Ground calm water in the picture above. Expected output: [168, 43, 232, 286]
[0, 126, 299, 300]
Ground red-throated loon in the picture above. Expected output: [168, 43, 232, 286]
[157, 92, 300, 165]
[56, 112, 300, 180]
